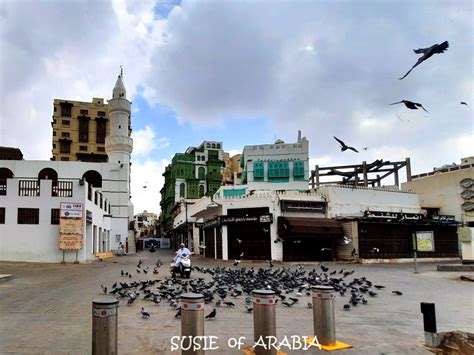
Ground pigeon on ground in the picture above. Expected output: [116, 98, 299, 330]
[205, 308, 216, 320]
[399, 41, 449, 80]
[343, 304, 351, 310]
[374, 285, 385, 290]
[174, 307, 181, 318]
[101, 284, 107, 294]
[389, 100, 428, 113]
[141, 307, 150, 319]
[246, 305, 253, 313]
[392, 291, 403, 296]
[223, 302, 235, 307]
[333, 136, 359, 153]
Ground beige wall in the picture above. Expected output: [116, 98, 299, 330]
[402, 164, 474, 225]
[52, 98, 110, 161]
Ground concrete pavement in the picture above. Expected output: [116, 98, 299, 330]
[0, 249, 472, 354]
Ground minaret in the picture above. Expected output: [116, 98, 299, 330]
[105, 71, 133, 165]
[105, 70, 134, 251]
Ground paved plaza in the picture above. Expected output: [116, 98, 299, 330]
[0, 250, 472, 354]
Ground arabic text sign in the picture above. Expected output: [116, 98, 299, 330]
[60, 203, 83, 218]
[59, 202, 83, 250]
[416, 231, 434, 252]
[59, 234, 83, 250]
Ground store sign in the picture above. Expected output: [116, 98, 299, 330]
[59, 202, 83, 250]
[221, 214, 273, 225]
[281, 200, 326, 213]
[364, 210, 424, 221]
[415, 231, 435, 252]
[202, 214, 273, 229]
[431, 215, 455, 222]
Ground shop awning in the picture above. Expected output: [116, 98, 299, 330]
[278, 217, 344, 236]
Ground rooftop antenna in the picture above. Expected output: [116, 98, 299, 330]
[120, 65, 123, 78]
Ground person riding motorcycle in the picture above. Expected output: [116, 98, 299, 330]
[173, 243, 191, 270]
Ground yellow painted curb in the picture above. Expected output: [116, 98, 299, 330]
[241, 347, 287, 355]
[305, 338, 353, 351]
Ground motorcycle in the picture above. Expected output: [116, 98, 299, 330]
[171, 253, 192, 279]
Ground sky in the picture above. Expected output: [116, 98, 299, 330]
[0, 0, 472, 216]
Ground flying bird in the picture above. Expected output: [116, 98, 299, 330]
[460, 101, 468, 106]
[399, 41, 449, 80]
[333, 136, 359, 153]
[205, 308, 216, 320]
[233, 260, 241, 266]
[389, 100, 428, 113]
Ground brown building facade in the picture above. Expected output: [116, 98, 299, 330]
[51, 98, 132, 163]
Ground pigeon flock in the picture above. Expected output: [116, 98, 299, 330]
[100, 258, 405, 322]
[333, 40, 469, 153]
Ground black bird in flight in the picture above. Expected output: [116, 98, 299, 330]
[389, 100, 428, 113]
[205, 308, 216, 320]
[399, 41, 449, 80]
[333, 136, 359, 153]
[460, 101, 468, 106]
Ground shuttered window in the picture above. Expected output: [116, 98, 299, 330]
[268, 161, 289, 182]
[293, 161, 305, 180]
[253, 162, 264, 181]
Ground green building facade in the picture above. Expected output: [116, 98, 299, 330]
[159, 141, 224, 234]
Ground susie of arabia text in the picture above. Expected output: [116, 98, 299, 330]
[170, 335, 321, 351]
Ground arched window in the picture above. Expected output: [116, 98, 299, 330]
[0, 168, 14, 195]
[82, 170, 102, 188]
[198, 166, 205, 180]
[179, 183, 185, 198]
[199, 185, 205, 198]
[38, 168, 58, 181]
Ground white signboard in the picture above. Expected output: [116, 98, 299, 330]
[60, 203, 84, 218]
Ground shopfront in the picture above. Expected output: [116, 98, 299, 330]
[278, 216, 344, 261]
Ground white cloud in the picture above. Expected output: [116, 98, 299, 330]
[0, 0, 166, 159]
[143, 0, 473, 179]
[131, 158, 169, 215]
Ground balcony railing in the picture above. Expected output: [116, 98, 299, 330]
[52, 181, 73, 197]
[19, 180, 40, 196]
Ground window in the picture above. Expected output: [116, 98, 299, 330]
[216, 144, 220, 149]
[52, 181, 73, 197]
[97, 147, 105, 152]
[62, 120, 70, 126]
[53, 131, 56, 136]
[60, 141, 70, 154]
[293, 161, 305, 180]
[268, 161, 289, 181]
[198, 167, 205, 180]
[80, 146, 87, 151]
[253, 161, 264, 181]
[51, 209, 60, 224]
[80, 109, 88, 115]
[18, 208, 39, 224]
[54, 106, 57, 112]
[97, 111, 106, 117]
[79, 118, 89, 142]
[96, 120, 106, 143]
[0, 207, 5, 224]
[60, 103, 72, 117]
[199, 185, 205, 198]
[211, 143, 215, 148]
[179, 183, 185, 198]
[53, 144, 56, 149]
[18, 180, 40, 196]
[61, 132, 70, 138]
